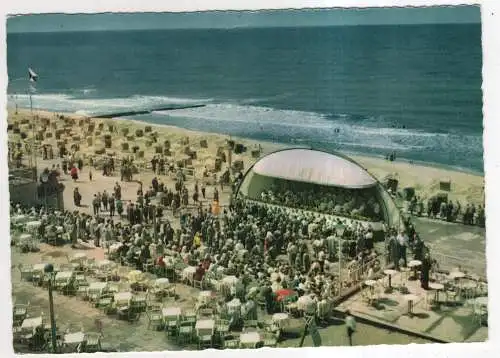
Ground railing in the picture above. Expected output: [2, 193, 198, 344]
[430, 250, 486, 280]
[337, 256, 381, 297]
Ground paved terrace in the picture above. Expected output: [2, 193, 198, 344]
[336, 268, 488, 343]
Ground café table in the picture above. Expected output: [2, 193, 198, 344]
[21, 316, 43, 330]
[195, 319, 215, 334]
[33, 263, 46, 272]
[162, 307, 182, 319]
[404, 294, 419, 316]
[408, 260, 422, 280]
[55, 271, 74, 281]
[272, 313, 290, 328]
[114, 291, 133, 305]
[240, 331, 261, 346]
[155, 278, 170, 289]
[383, 269, 398, 288]
[429, 282, 444, 307]
[222, 275, 238, 286]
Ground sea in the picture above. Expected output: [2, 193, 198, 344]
[7, 24, 484, 173]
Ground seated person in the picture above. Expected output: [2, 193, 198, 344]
[194, 263, 205, 282]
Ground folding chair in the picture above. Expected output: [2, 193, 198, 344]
[146, 309, 164, 330]
[84, 332, 102, 353]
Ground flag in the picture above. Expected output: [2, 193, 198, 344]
[28, 67, 38, 82]
[29, 85, 37, 94]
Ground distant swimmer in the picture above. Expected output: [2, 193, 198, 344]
[334, 128, 340, 133]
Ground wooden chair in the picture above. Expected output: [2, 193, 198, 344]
[128, 299, 143, 322]
[18, 264, 33, 281]
[146, 309, 164, 330]
[96, 294, 114, 314]
[262, 332, 278, 348]
[243, 319, 258, 331]
[197, 308, 213, 318]
[223, 339, 239, 349]
[197, 332, 213, 350]
[193, 278, 204, 290]
[164, 316, 179, 336]
[177, 321, 195, 344]
[84, 332, 102, 353]
[142, 259, 155, 273]
[13, 303, 29, 325]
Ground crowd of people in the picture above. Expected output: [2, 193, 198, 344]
[406, 194, 485, 228]
[254, 180, 384, 222]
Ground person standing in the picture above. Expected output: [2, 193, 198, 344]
[201, 183, 206, 200]
[420, 251, 431, 290]
[345, 310, 356, 346]
[109, 194, 116, 217]
[397, 230, 408, 268]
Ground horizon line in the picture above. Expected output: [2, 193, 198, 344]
[7, 21, 481, 35]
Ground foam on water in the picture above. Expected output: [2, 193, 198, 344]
[9, 93, 212, 116]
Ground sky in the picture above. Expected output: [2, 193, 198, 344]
[7, 6, 480, 33]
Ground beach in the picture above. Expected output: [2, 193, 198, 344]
[7, 108, 484, 208]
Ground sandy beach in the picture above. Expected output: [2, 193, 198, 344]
[7, 108, 484, 207]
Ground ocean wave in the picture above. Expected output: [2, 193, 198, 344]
[7, 93, 483, 171]
[7, 92, 211, 116]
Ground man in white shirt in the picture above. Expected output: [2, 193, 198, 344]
[397, 230, 409, 267]
[345, 310, 356, 346]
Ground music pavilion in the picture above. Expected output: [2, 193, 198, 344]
[235, 148, 402, 232]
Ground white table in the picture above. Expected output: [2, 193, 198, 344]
[449, 271, 465, 280]
[64, 332, 86, 345]
[89, 282, 108, 291]
[21, 316, 42, 330]
[297, 295, 313, 311]
[26, 221, 41, 229]
[162, 307, 182, 319]
[240, 332, 261, 344]
[19, 234, 32, 241]
[12, 215, 28, 224]
[70, 253, 87, 262]
[195, 319, 215, 331]
[155, 278, 170, 289]
[33, 263, 46, 272]
[114, 292, 133, 304]
[429, 282, 444, 304]
[127, 270, 144, 283]
[222, 275, 238, 286]
[475, 296, 488, 307]
[182, 266, 196, 281]
[96, 260, 113, 268]
[384, 269, 398, 288]
[404, 294, 419, 315]
[198, 290, 213, 303]
[55, 271, 74, 282]
[272, 313, 290, 328]
[408, 260, 422, 279]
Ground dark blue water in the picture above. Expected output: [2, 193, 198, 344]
[7, 24, 483, 172]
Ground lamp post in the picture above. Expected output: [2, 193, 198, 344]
[43, 263, 58, 353]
